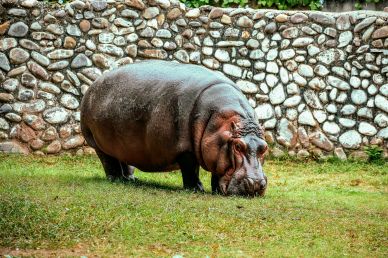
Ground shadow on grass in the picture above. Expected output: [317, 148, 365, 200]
[83, 176, 215, 196]
[87, 176, 271, 200]
[132, 179, 189, 192]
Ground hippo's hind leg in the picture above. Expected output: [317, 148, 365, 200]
[177, 152, 204, 193]
[82, 126, 134, 182]
[128, 165, 136, 181]
[95, 149, 133, 182]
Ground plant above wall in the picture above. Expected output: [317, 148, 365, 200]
[355, 0, 383, 10]
[41, 0, 384, 11]
[180, 0, 323, 10]
[257, 0, 322, 10]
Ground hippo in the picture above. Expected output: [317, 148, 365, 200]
[81, 60, 268, 196]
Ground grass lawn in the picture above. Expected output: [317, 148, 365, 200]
[0, 154, 387, 257]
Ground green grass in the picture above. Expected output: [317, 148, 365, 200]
[0, 154, 387, 257]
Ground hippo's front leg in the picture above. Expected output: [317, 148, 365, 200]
[211, 174, 221, 194]
[177, 152, 204, 193]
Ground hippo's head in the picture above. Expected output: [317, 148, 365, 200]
[201, 119, 268, 197]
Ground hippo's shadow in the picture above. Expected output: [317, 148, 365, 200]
[128, 178, 184, 192]
[86, 175, 213, 195]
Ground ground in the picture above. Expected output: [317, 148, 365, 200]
[0, 154, 387, 257]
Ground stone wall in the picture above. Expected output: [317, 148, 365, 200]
[0, 0, 387, 160]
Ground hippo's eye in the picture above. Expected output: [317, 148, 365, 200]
[233, 140, 246, 153]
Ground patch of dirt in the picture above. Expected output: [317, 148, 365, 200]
[350, 179, 362, 186]
[0, 244, 97, 258]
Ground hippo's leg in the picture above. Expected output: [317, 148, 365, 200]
[95, 149, 131, 182]
[211, 174, 221, 194]
[127, 165, 136, 181]
[177, 152, 204, 193]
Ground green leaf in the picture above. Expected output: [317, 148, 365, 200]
[355, 2, 362, 10]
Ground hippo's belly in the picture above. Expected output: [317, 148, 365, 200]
[89, 98, 183, 172]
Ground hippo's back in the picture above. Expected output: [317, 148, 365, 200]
[81, 60, 235, 171]
[102, 60, 233, 93]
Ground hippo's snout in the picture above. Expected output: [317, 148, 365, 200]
[243, 177, 267, 197]
[221, 172, 268, 197]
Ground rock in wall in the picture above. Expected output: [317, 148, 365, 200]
[0, 0, 387, 160]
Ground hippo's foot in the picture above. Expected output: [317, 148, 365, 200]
[123, 165, 137, 182]
[126, 173, 137, 182]
[96, 149, 134, 183]
[177, 152, 204, 193]
[107, 175, 129, 183]
[183, 180, 205, 193]
[108, 165, 137, 183]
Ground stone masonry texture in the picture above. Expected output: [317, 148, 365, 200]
[0, 0, 387, 160]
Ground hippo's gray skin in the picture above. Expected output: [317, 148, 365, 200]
[81, 60, 268, 196]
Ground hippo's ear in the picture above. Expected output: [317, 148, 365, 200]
[231, 121, 237, 131]
[231, 121, 239, 132]
[230, 121, 243, 137]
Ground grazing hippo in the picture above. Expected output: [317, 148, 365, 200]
[81, 60, 268, 196]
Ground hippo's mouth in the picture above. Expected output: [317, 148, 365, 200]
[244, 178, 267, 197]
[219, 173, 268, 197]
